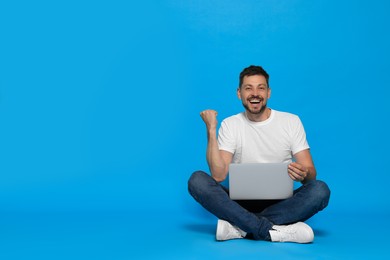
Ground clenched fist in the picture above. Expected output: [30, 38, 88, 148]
[200, 109, 218, 130]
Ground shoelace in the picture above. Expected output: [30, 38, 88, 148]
[228, 226, 242, 238]
[274, 226, 297, 241]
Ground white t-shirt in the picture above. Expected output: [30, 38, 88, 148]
[218, 109, 309, 164]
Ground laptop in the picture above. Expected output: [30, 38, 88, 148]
[228, 163, 293, 200]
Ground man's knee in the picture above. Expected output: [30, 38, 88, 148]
[188, 171, 209, 198]
[309, 180, 331, 210]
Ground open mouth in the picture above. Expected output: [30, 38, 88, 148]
[248, 98, 262, 104]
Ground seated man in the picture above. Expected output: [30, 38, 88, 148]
[188, 65, 330, 243]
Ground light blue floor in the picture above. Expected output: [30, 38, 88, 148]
[1, 208, 388, 259]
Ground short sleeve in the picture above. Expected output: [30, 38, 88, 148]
[217, 120, 236, 154]
[291, 116, 310, 155]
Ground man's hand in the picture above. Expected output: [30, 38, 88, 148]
[200, 110, 218, 130]
[288, 162, 308, 182]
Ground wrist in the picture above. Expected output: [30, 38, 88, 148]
[207, 126, 217, 135]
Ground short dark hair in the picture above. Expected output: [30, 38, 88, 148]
[239, 65, 269, 88]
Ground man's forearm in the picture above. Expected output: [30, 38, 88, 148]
[206, 129, 227, 182]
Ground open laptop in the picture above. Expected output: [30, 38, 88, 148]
[228, 163, 293, 200]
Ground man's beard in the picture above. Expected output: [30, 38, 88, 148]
[242, 101, 267, 115]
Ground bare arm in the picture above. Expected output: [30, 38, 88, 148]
[200, 110, 233, 182]
[288, 149, 317, 184]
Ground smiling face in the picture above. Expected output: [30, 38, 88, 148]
[237, 75, 271, 119]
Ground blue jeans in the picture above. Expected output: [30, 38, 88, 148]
[188, 171, 330, 241]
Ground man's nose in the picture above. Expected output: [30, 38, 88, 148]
[253, 89, 261, 96]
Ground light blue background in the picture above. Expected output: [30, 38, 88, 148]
[1, 0, 390, 258]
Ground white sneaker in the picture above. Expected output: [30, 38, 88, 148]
[216, 219, 247, 241]
[269, 222, 314, 243]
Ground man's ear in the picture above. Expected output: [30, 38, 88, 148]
[237, 88, 241, 99]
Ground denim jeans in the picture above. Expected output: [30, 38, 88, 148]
[188, 171, 330, 241]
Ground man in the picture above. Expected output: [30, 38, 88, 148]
[188, 65, 330, 243]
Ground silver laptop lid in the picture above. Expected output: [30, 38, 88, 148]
[229, 163, 293, 200]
